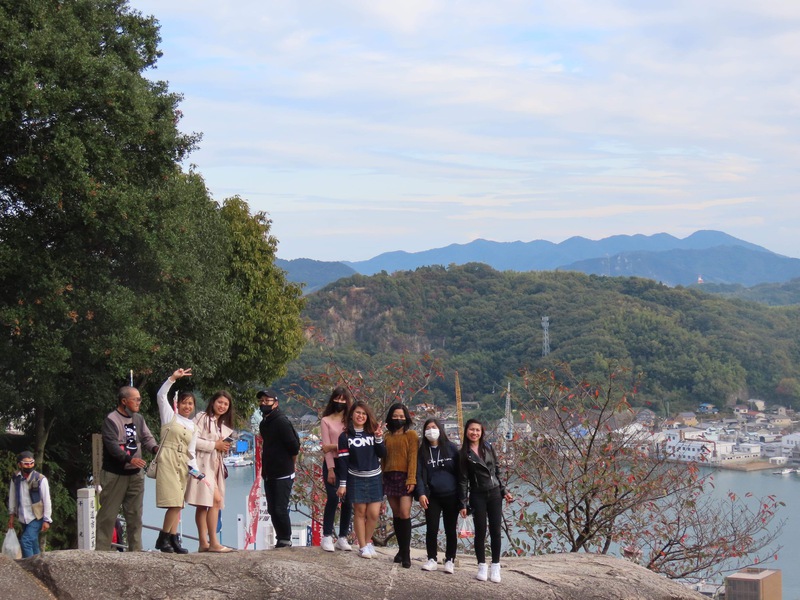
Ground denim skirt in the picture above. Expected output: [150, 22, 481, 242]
[349, 473, 383, 504]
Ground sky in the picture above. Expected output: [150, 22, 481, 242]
[128, 0, 800, 262]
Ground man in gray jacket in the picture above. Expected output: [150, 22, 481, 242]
[95, 386, 159, 551]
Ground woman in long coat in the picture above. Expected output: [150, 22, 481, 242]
[186, 390, 234, 552]
[154, 367, 201, 554]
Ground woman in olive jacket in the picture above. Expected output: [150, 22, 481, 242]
[458, 418, 513, 584]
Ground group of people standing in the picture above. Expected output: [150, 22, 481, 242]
[95, 368, 236, 554]
[320, 387, 513, 583]
[8, 374, 511, 585]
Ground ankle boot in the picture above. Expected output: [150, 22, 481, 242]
[399, 518, 412, 568]
[155, 530, 174, 553]
[170, 533, 189, 554]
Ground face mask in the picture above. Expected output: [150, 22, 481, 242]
[424, 429, 440, 442]
[21, 466, 34, 475]
[333, 402, 346, 412]
[260, 404, 274, 416]
[388, 418, 405, 431]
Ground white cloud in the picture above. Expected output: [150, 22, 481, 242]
[131, 0, 800, 261]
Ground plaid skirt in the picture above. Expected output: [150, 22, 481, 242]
[383, 470, 412, 497]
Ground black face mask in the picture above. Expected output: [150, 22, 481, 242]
[388, 419, 406, 431]
[21, 466, 34, 475]
[260, 405, 274, 416]
[333, 403, 346, 412]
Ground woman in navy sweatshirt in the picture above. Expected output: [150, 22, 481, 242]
[336, 400, 385, 559]
[416, 418, 460, 574]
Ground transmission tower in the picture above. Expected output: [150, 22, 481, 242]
[541, 316, 550, 356]
[502, 381, 513, 453]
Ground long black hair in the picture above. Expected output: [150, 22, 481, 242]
[322, 386, 352, 418]
[385, 402, 413, 433]
[459, 418, 487, 471]
[420, 417, 453, 459]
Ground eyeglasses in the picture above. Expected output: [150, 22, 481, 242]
[126, 397, 142, 403]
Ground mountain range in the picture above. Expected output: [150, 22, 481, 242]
[277, 230, 800, 294]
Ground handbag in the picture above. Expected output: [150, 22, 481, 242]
[146, 430, 168, 479]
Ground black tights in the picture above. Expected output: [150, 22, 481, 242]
[470, 487, 503, 564]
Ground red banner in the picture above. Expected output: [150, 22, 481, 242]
[243, 435, 263, 549]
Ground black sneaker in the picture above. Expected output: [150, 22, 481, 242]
[274, 540, 292, 548]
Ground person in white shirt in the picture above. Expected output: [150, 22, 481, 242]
[7, 451, 52, 557]
[153, 368, 202, 554]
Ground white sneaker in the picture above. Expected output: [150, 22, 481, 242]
[366, 543, 377, 557]
[476, 563, 488, 581]
[335, 537, 352, 551]
[360, 546, 372, 559]
[444, 559, 455, 574]
[421, 558, 438, 571]
[321, 535, 335, 552]
[490, 563, 501, 583]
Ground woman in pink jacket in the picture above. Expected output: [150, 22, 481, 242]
[185, 390, 234, 552]
[319, 387, 353, 552]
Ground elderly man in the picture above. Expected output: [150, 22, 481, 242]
[95, 386, 159, 551]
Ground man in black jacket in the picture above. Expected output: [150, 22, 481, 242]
[258, 390, 300, 548]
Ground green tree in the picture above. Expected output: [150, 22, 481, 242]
[0, 0, 303, 523]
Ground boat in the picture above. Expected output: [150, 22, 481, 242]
[224, 455, 254, 468]
[772, 468, 795, 475]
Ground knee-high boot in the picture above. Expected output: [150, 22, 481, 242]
[392, 517, 402, 563]
[398, 518, 412, 568]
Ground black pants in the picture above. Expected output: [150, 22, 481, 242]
[470, 487, 503, 564]
[322, 462, 352, 537]
[425, 493, 459, 562]
[264, 476, 294, 543]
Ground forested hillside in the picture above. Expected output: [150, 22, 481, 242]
[281, 264, 800, 415]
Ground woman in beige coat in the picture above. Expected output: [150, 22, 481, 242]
[185, 390, 234, 552]
[155, 368, 201, 554]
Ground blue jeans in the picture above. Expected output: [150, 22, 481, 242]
[322, 462, 352, 537]
[19, 518, 44, 557]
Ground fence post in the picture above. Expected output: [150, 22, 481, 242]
[77, 487, 96, 550]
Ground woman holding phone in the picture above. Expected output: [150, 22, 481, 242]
[186, 390, 235, 552]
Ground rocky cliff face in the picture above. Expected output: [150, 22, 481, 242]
[5, 548, 707, 600]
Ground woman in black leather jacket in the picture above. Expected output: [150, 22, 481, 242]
[458, 418, 513, 584]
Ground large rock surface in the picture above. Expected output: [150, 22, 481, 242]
[4, 547, 707, 600]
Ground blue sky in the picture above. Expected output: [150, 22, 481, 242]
[129, 0, 800, 261]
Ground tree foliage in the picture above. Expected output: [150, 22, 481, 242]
[0, 0, 304, 548]
[293, 264, 800, 412]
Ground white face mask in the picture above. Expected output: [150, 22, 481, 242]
[424, 428, 440, 442]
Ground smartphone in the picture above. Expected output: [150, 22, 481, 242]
[188, 467, 205, 480]
[223, 436, 235, 443]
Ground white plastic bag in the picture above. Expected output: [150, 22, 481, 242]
[3, 527, 22, 559]
[458, 515, 475, 539]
